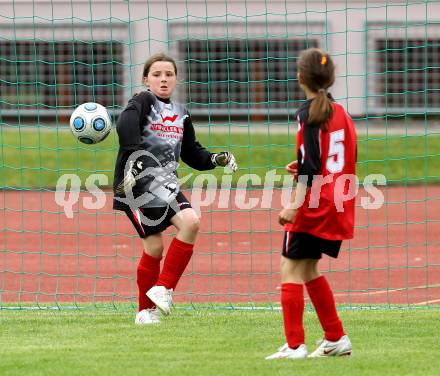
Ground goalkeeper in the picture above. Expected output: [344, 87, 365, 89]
[113, 53, 237, 324]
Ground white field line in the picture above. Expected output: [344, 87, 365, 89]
[414, 298, 440, 305]
[276, 284, 440, 298]
[333, 284, 440, 298]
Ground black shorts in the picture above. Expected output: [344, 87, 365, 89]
[282, 232, 342, 260]
[124, 191, 192, 238]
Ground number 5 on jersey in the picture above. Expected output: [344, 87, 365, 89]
[327, 129, 345, 173]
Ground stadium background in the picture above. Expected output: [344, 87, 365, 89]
[1, 0, 439, 310]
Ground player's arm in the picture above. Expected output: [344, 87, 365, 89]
[279, 123, 320, 225]
[180, 115, 237, 172]
[116, 91, 152, 151]
[115, 92, 154, 195]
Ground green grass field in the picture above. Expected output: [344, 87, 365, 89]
[1, 127, 439, 188]
[2, 128, 438, 375]
[1, 308, 439, 376]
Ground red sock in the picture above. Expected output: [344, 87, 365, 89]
[156, 238, 194, 289]
[306, 275, 345, 341]
[137, 251, 161, 311]
[281, 283, 305, 349]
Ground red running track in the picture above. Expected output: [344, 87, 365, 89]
[1, 186, 439, 307]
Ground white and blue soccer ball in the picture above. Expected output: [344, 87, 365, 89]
[69, 102, 112, 144]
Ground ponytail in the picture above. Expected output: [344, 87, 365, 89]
[308, 89, 333, 130]
[297, 48, 335, 131]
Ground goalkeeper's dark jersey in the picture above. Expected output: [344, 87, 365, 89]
[113, 90, 215, 210]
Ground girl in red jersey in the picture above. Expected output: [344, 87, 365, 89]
[113, 53, 237, 324]
[266, 48, 357, 359]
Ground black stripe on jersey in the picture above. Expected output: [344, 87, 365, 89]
[296, 101, 321, 187]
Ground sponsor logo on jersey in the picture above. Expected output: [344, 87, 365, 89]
[160, 114, 178, 123]
[150, 123, 183, 135]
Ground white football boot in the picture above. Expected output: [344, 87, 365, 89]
[146, 286, 173, 316]
[265, 344, 308, 360]
[135, 308, 161, 325]
[308, 335, 352, 357]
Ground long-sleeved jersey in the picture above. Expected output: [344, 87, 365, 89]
[284, 98, 357, 240]
[113, 90, 215, 210]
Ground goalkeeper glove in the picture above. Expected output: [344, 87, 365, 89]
[115, 159, 143, 195]
[211, 152, 238, 172]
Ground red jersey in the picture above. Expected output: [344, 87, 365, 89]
[285, 99, 357, 240]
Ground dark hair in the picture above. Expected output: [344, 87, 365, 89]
[142, 53, 177, 77]
[297, 48, 335, 130]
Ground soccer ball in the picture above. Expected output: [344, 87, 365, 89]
[69, 102, 112, 144]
